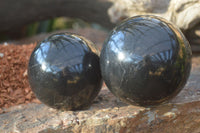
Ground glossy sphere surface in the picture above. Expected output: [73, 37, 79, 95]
[28, 33, 102, 110]
[100, 16, 192, 106]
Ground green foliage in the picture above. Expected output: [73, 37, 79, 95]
[0, 17, 107, 42]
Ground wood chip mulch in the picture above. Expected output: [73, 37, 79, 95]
[0, 43, 41, 113]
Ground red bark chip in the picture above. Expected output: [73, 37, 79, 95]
[0, 43, 41, 110]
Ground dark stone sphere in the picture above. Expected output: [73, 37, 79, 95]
[28, 33, 102, 110]
[100, 15, 192, 106]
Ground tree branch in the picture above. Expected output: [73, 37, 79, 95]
[0, 0, 114, 32]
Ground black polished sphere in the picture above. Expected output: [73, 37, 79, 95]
[100, 15, 192, 106]
[28, 33, 102, 110]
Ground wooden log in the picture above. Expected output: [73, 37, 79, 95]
[0, 0, 114, 32]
